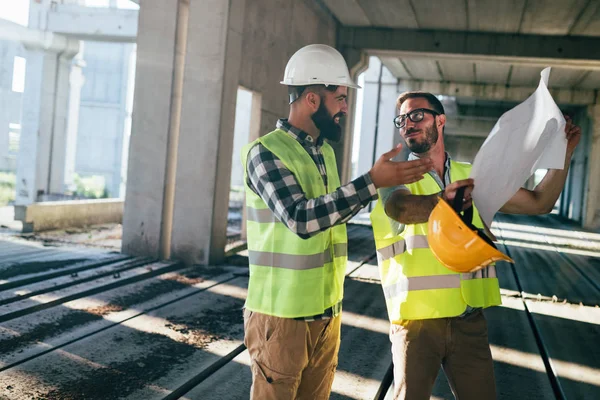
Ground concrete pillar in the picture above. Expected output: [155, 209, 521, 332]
[112, 43, 136, 198]
[15, 42, 79, 205]
[119, 44, 137, 198]
[14, 1, 80, 205]
[64, 50, 85, 193]
[584, 103, 600, 230]
[122, 0, 187, 259]
[170, 0, 245, 265]
[47, 50, 77, 195]
[122, 0, 245, 265]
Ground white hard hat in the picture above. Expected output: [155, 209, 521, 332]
[280, 44, 361, 89]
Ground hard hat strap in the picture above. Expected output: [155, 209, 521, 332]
[454, 186, 498, 249]
[453, 186, 474, 227]
[288, 86, 306, 104]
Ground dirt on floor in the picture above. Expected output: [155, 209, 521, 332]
[0, 266, 231, 356]
[30, 300, 245, 400]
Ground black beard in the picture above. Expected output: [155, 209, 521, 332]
[312, 100, 342, 142]
[405, 123, 439, 153]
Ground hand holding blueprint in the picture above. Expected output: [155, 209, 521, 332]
[470, 67, 567, 227]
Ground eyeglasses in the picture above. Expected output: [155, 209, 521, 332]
[393, 108, 441, 129]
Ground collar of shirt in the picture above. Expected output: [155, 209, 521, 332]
[276, 119, 324, 147]
[408, 151, 452, 188]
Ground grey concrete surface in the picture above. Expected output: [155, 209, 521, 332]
[1, 219, 600, 399]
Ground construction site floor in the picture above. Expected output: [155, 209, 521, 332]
[0, 214, 598, 399]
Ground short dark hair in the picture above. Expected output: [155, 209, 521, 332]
[288, 84, 339, 104]
[396, 91, 445, 115]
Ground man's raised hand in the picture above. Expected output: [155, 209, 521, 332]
[369, 144, 433, 188]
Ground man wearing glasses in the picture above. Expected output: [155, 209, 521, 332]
[370, 91, 581, 399]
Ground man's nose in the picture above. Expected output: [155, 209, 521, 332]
[404, 117, 416, 130]
[340, 102, 348, 114]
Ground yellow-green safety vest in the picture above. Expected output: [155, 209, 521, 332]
[242, 129, 348, 318]
[370, 160, 501, 323]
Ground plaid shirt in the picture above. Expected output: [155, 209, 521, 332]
[246, 119, 378, 320]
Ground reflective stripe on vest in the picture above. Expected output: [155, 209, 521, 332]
[248, 243, 347, 270]
[370, 160, 502, 321]
[242, 129, 348, 318]
[382, 265, 498, 299]
[376, 235, 429, 261]
[247, 207, 276, 223]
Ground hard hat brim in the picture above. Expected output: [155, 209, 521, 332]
[280, 80, 361, 89]
[428, 198, 514, 273]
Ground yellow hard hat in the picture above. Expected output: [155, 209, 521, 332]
[428, 189, 513, 273]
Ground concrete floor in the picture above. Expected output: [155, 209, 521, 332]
[0, 218, 598, 399]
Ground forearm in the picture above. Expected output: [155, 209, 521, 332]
[284, 175, 377, 238]
[385, 191, 440, 225]
[501, 154, 572, 215]
[247, 143, 377, 238]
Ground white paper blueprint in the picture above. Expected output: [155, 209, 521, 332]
[470, 67, 567, 227]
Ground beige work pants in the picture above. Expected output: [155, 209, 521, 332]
[243, 309, 341, 400]
[390, 310, 496, 400]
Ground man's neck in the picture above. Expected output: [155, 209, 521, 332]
[288, 114, 320, 141]
[416, 142, 446, 177]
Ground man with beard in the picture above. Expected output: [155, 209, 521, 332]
[241, 45, 433, 400]
[370, 91, 581, 400]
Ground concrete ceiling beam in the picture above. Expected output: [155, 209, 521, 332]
[46, 4, 138, 42]
[339, 27, 600, 71]
[398, 79, 596, 106]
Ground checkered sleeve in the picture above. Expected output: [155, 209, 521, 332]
[246, 143, 378, 239]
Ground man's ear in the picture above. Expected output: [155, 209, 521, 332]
[304, 91, 320, 112]
[437, 114, 446, 134]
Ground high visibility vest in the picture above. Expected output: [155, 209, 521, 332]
[241, 129, 348, 318]
[370, 161, 501, 323]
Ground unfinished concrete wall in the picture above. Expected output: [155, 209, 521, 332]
[238, 0, 337, 137]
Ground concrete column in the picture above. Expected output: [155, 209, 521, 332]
[170, 0, 245, 265]
[123, 0, 245, 265]
[122, 0, 185, 259]
[111, 43, 135, 198]
[14, 1, 80, 205]
[47, 50, 77, 194]
[15, 41, 79, 205]
[584, 103, 600, 230]
[63, 50, 85, 193]
[119, 44, 137, 198]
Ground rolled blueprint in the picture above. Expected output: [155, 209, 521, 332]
[470, 67, 567, 227]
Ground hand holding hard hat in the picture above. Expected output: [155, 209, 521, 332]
[428, 185, 513, 273]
